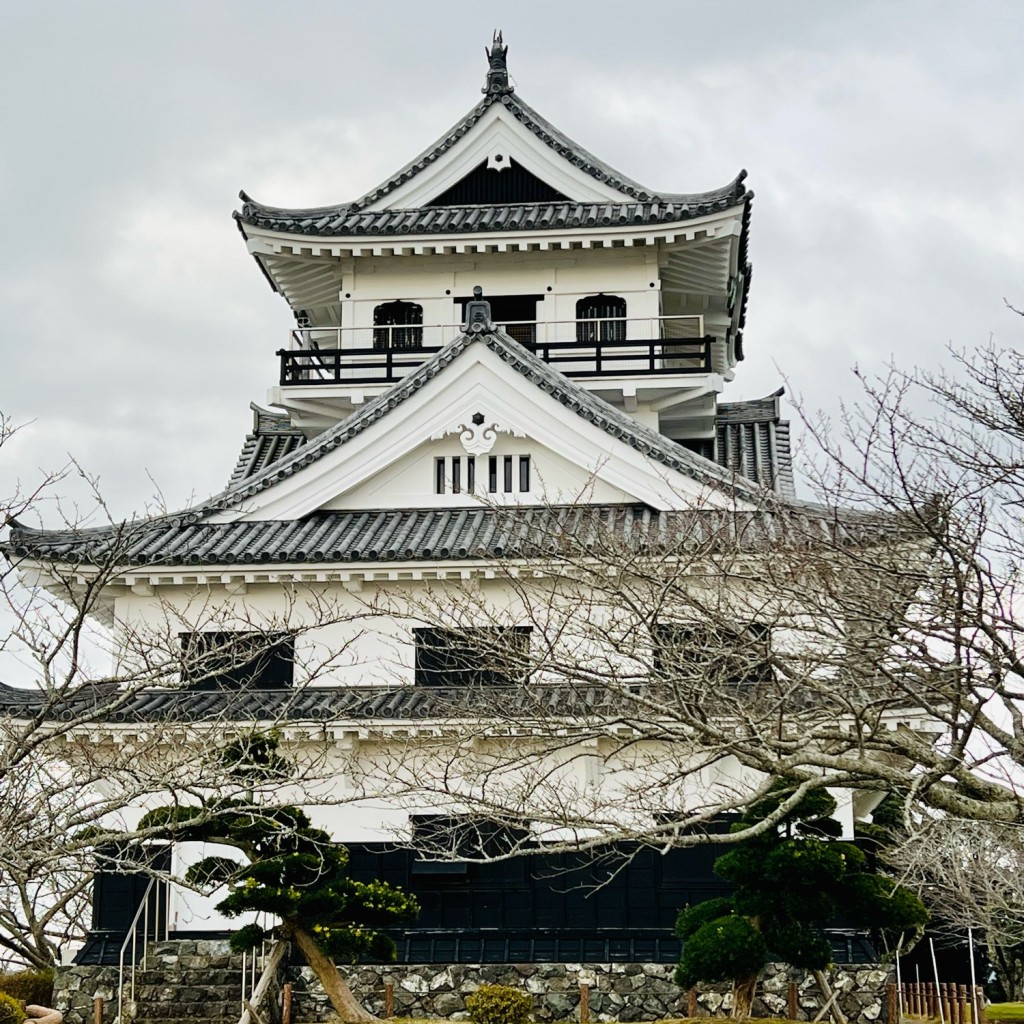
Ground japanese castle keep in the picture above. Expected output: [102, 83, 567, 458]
[2, 33, 890, 1023]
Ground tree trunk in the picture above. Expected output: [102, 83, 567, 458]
[732, 973, 758, 1018]
[990, 942, 1024, 1002]
[291, 926, 378, 1022]
[813, 969, 848, 1024]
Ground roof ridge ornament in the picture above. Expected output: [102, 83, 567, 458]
[462, 285, 495, 334]
[484, 30, 513, 95]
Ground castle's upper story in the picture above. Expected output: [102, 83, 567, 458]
[3, 33, 799, 599]
[234, 34, 753, 445]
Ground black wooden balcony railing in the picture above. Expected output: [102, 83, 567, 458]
[277, 315, 715, 387]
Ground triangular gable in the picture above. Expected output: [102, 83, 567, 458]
[427, 158, 569, 207]
[202, 330, 766, 525]
[361, 97, 638, 211]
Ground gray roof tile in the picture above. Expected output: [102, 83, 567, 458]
[5, 503, 898, 569]
[0, 682, 623, 724]
[237, 190, 750, 239]
[235, 89, 751, 238]
[716, 389, 795, 499]
[227, 403, 307, 489]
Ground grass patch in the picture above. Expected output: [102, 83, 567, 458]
[987, 1005, 1024, 1020]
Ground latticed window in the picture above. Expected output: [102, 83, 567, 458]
[651, 622, 772, 685]
[373, 300, 424, 350]
[576, 294, 627, 343]
[179, 632, 294, 690]
[413, 627, 532, 686]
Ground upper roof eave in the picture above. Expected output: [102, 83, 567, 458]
[234, 182, 751, 243]
[233, 85, 751, 237]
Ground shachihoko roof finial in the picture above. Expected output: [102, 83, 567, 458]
[484, 29, 513, 95]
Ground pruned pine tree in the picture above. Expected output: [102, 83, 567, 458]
[674, 786, 927, 1019]
[0, 411, 379, 967]
[139, 738, 418, 1023]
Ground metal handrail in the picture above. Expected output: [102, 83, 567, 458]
[115, 876, 161, 1024]
[279, 314, 712, 387]
[287, 313, 705, 351]
[238, 937, 288, 1024]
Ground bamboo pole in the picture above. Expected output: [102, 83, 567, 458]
[281, 983, 292, 1024]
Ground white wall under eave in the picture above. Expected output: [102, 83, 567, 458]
[340, 248, 661, 329]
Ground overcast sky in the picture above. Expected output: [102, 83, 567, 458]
[0, 0, 1022, 523]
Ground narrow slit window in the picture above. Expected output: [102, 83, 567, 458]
[435, 457, 445, 495]
[519, 456, 530, 492]
[488, 456, 498, 493]
[452, 456, 462, 494]
[503, 456, 513, 493]
[467, 456, 476, 492]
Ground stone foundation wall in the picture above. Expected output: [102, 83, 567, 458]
[288, 961, 892, 1024]
[53, 964, 120, 1024]
[55, 951, 892, 1024]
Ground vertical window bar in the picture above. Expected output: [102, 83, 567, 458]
[452, 456, 461, 494]
[488, 456, 498, 493]
[503, 456, 513, 493]
[519, 455, 530, 492]
[435, 457, 445, 494]
[467, 456, 476, 492]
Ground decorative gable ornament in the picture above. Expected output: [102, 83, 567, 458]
[483, 30, 513, 96]
[431, 409, 525, 457]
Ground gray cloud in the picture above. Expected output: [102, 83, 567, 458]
[0, 0, 1021, 521]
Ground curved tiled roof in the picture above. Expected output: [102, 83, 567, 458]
[2, 327, 787, 568]
[5, 503, 902, 569]
[0, 682, 624, 725]
[227, 403, 307, 489]
[237, 187, 750, 238]
[235, 86, 751, 238]
[716, 389, 795, 499]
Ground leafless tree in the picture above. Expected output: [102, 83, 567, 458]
[6, 325, 1024, 971]
[367, 336, 1024, 860]
[0, 416, 384, 968]
[885, 817, 1024, 999]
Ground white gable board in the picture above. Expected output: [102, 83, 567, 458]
[319, 430, 637, 511]
[365, 104, 626, 212]
[208, 341, 755, 523]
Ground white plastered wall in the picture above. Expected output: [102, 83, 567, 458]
[338, 247, 661, 335]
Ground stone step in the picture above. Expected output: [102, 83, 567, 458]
[133, 999, 242, 1021]
[135, 992, 241, 1003]
[135, 970, 244, 987]
[146, 941, 233, 957]
[143, 954, 246, 971]
[135, 1019, 241, 1024]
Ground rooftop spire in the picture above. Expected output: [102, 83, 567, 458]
[483, 30, 513, 95]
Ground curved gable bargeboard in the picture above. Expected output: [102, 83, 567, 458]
[209, 340, 759, 523]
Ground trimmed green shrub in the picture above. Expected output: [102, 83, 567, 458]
[674, 913, 768, 989]
[0, 970, 53, 1008]
[0, 992, 27, 1024]
[466, 983, 533, 1024]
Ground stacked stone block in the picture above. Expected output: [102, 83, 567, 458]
[287, 961, 891, 1023]
[55, 942, 891, 1024]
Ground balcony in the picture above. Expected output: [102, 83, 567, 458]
[277, 315, 713, 387]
